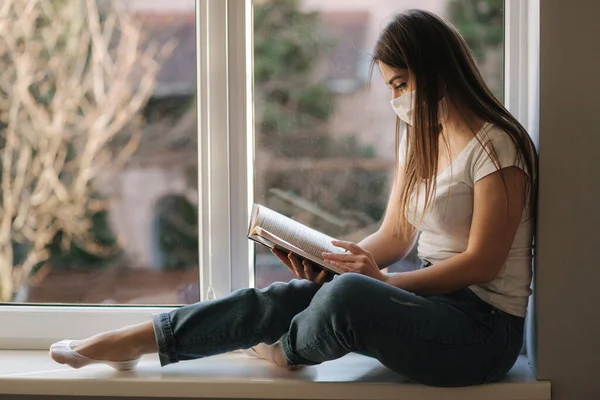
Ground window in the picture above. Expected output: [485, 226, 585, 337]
[0, 0, 198, 306]
[0, 0, 199, 348]
[0, 0, 533, 349]
[251, 0, 506, 288]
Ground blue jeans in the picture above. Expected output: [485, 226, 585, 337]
[152, 273, 524, 387]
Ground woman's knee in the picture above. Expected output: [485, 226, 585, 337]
[260, 278, 318, 297]
[312, 273, 373, 313]
[224, 278, 318, 319]
[325, 273, 376, 295]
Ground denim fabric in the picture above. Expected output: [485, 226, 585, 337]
[152, 273, 524, 387]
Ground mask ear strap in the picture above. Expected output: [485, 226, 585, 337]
[438, 96, 449, 124]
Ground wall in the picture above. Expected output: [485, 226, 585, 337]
[105, 166, 195, 268]
[535, 0, 600, 398]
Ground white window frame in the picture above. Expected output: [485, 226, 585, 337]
[505, 0, 540, 366]
[0, 0, 252, 350]
[505, 0, 539, 142]
[0, 0, 535, 351]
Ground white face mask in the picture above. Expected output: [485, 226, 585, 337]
[390, 89, 448, 125]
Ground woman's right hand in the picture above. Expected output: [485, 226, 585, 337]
[271, 249, 332, 286]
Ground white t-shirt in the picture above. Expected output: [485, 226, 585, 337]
[400, 123, 535, 317]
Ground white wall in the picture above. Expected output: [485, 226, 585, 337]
[535, 0, 600, 398]
[106, 167, 195, 268]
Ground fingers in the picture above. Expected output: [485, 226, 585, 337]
[314, 269, 331, 285]
[271, 248, 286, 261]
[287, 252, 306, 279]
[271, 248, 298, 277]
[332, 260, 359, 273]
[303, 260, 333, 285]
[322, 252, 359, 262]
[324, 239, 374, 266]
[302, 260, 316, 282]
[331, 240, 365, 255]
[323, 252, 373, 268]
[271, 249, 331, 284]
[271, 248, 292, 266]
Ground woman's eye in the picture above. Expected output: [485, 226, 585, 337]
[394, 82, 407, 91]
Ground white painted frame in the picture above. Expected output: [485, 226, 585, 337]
[505, 0, 539, 146]
[505, 0, 540, 367]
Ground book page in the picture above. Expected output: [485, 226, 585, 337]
[255, 205, 346, 262]
[254, 227, 343, 275]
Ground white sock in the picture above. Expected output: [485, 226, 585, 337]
[49, 340, 140, 371]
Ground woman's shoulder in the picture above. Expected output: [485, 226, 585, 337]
[467, 122, 536, 180]
[476, 123, 513, 146]
[469, 123, 523, 161]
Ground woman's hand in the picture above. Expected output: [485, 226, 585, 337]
[323, 240, 389, 283]
[271, 249, 333, 285]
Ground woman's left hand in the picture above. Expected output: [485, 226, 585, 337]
[323, 240, 389, 283]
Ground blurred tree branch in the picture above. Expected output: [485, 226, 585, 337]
[0, 0, 173, 301]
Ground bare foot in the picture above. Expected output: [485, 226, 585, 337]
[252, 343, 301, 370]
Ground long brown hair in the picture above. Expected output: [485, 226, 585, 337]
[371, 9, 537, 239]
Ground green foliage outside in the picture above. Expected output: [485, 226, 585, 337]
[254, 0, 334, 149]
[39, 208, 122, 272]
[447, 0, 505, 100]
[155, 196, 199, 270]
[255, 0, 387, 230]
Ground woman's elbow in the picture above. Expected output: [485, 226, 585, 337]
[464, 252, 504, 284]
[476, 260, 504, 284]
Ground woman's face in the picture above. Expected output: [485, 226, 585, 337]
[378, 62, 413, 100]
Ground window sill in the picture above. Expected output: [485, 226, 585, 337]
[0, 351, 550, 400]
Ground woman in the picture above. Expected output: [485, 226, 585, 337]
[50, 9, 537, 387]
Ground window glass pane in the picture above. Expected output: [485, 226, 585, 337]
[0, 0, 198, 304]
[253, 0, 504, 288]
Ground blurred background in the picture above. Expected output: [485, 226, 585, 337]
[0, 0, 503, 305]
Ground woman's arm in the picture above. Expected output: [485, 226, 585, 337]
[278, 165, 416, 282]
[386, 166, 528, 295]
[281, 164, 418, 281]
[357, 230, 416, 269]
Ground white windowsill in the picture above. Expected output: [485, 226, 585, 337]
[0, 351, 549, 399]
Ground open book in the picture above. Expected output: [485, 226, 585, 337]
[247, 204, 345, 275]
